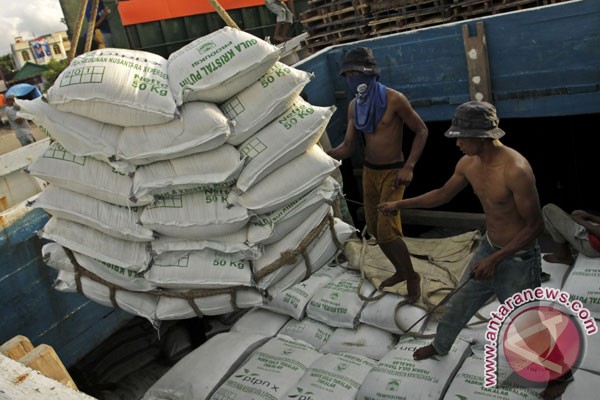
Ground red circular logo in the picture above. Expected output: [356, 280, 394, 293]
[503, 305, 583, 383]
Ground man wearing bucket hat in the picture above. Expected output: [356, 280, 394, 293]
[327, 46, 429, 303]
[378, 100, 545, 360]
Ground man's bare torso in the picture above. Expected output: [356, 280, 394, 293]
[462, 146, 532, 247]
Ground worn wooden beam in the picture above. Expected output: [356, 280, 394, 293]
[0, 335, 34, 361]
[402, 209, 485, 231]
[462, 21, 492, 102]
[0, 353, 94, 400]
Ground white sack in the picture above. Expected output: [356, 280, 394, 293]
[18, 97, 122, 160]
[47, 48, 177, 126]
[140, 187, 249, 239]
[252, 209, 338, 291]
[117, 101, 230, 165]
[142, 332, 269, 400]
[264, 218, 356, 294]
[580, 323, 600, 374]
[283, 352, 376, 400]
[306, 269, 376, 329]
[145, 250, 253, 289]
[26, 142, 152, 206]
[320, 323, 398, 361]
[40, 217, 152, 272]
[43, 243, 157, 292]
[54, 270, 158, 327]
[443, 354, 542, 400]
[262, 264, 346, 319]
[209, 335, 322, 400]
[560, 255, 600, 318]
[540, 257, 571, 289]
[234, 98, 335, 193]
[168, 27, 281, 104]
[155, 287, 264, 319]
[561, 369, 600, 398]
[150, 227, 261, 260]
[33, 185, 155, 242]
[131, 144, 244, 201]
[230, 308, 291, 337]
[222, 62, 313, 145]
[228, 144, 341, 214]
[360, 292, 431, 335]
[247, 177, 340, 245]
[357, 336, 472, 400]
[278, 318, 335, 351]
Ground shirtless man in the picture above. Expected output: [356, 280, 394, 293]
[327, 46, 428, 302]
[378, 101, 569, 399]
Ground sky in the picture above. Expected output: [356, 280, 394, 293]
[0, 0, 67, 56]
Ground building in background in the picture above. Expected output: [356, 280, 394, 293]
[10, 31, 71, 70]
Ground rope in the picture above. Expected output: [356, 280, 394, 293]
[393, 299, 436, 339]
[357, 226, 387, 302]
[253, 213, 335, 281]
[400, 277, 473, 336]
[64, 246, 120, 309]
[61, 246, 245, 313]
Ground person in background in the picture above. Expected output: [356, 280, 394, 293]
[5, 94, 36, 147]
[86, 0, 112, 48]
[265, 0, 294, 43]
[542, 203, 600, 265]
[327, 46, 429, 302]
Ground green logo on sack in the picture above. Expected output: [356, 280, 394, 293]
[386, 379, 399, 391]
[288, 387, 314, 399]
[197, 41, 216, 54]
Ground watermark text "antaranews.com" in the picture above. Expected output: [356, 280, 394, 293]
[484, 287, 598, 388]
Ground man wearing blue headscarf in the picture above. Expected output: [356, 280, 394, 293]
[327, 47, 429, 302]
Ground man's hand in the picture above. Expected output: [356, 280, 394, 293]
[377, 202, 399, 216]
[470, 258, 498, 280]
[393, 167, 413, 189]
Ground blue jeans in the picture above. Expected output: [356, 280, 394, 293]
[431, 235, 541, 355]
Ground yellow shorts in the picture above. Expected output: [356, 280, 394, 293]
[362, 161, 405, 243]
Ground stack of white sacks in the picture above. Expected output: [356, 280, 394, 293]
[21, 27, 355, 326]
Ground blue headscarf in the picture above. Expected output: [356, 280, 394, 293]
[346, 74, 387, 134]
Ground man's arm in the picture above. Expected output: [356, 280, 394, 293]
[326, 100, 359, 160]
[391, 91, 428, 188]
[572, 210, 600, 238]
[378, 156, 470, 214]
[95, 4, 110, 28]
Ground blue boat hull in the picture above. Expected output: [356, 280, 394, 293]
[0, 207, 132, 368]
[296, 0, 600, 141]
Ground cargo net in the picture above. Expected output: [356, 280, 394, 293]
[61, 212, 343, 320]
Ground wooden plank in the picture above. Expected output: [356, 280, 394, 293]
[19, 344, 78, 390]
[462, 21, 493, 102]
[402, 209, 486, 231]
[0, 353, 95, 400]
[0, 335, 34, 361]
